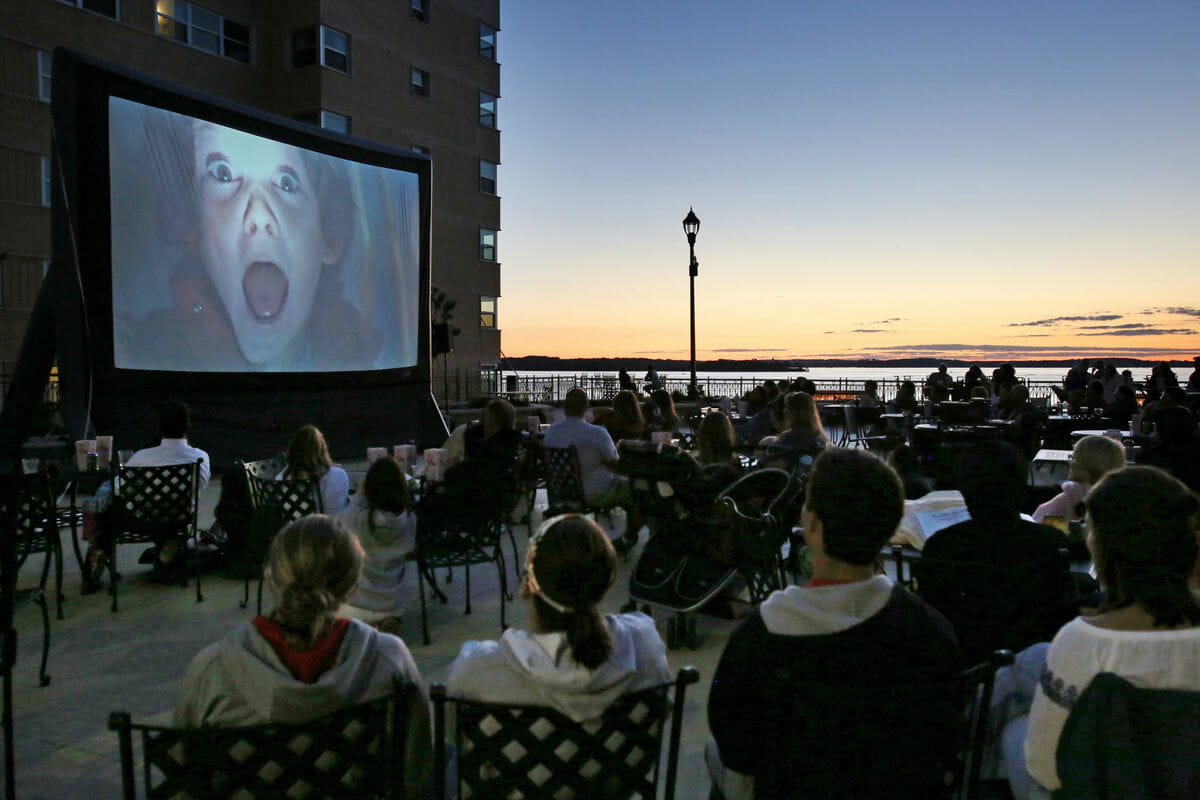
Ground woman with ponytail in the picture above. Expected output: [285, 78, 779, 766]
[446, 514, 669, 723]
[175, 515, 432, 798]
[1015, 466, 1200, 797]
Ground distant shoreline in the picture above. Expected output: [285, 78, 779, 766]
[502, 355, 1179, 372]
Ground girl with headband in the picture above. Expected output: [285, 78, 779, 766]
[446, 514, 669, 723]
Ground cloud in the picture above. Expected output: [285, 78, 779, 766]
[1077, 323, 1154, 330]
[1079, 328, 1194, 337]
[1008, 314, 1122, 327]
[851, 329, 886, 334]
[1144, 307, 1200, 318]
[867, 317, 904, 325]
[710, 348, 788, 353]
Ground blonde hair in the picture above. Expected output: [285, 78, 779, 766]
[267, 515, 363, 646]
[1069, 435, 1126, 485]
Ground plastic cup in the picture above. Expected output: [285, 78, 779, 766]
[21, 459, 40, 475]
[652, 431, 673, 445]
[75, 440, 96, 471]
[95, 435, 114, 467]
[367, 447, 387, 464]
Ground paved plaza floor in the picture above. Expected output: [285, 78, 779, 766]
[2, 466, 734, 799]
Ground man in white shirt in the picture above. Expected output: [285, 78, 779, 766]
[543, 388, 643, 552]
[83, 400, 211, 591]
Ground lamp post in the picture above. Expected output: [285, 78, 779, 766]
[682, 208, 700, 398]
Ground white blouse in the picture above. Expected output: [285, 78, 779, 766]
[1023, 603, 1200, 790]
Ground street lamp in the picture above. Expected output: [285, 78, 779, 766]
[682, 208, 700, 398]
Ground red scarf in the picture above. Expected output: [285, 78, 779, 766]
[251, 616, 350, 684]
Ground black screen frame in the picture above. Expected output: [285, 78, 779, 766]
[54, 48, 432, 394]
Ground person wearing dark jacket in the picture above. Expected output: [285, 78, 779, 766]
[707, 449, 962, 800]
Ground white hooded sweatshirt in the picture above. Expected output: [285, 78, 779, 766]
[446, 612, 670, 723]
[173, 618, 432, 798]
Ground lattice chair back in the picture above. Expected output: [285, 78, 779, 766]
[111, 461, 201, 547]
[109, 680, 415, 800]
[414, 459, 519, 645]
[242, 456, 286, 482]
[433, 666, 699, 800]
[542, 445, 586, 516]
[108, 460, 202, 610]
[242, 467, 323, 613]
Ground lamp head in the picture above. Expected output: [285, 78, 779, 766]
[682, 207, 700, 246]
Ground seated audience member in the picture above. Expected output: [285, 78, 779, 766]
[1082, 379, 1106, 411]
[925, 363, 954, 391]
[682, 411, 742, 509]
[1013, 467, 1200, 799]
[886, 379, 919, 413]
[1187, 355, 1200, 393]
[1143, 384, 1187, 427]
[888, 443, 935, 499]
[1147, 360, 1180, 402]
[603, 389, 649, 444]
[339, 457, 415, 634]
[926, 381, 951, 411]
[1063, 359, 1090, 395]
[857, 379, 883, 409]
[646, 388, 681, 434]
[918, 440, 1074, 662]
[1032, 434, 1125, 524]
[464, 397, 522, 465]
[174, 514, 432, 799]
[1100, 363, 1121, 403]
[618, 365, 636, 392]
[707, 449, 962, 800]
[82, 399, 211, 591]
[1137, 405, 1200, 493]
[734, 386, 775, 444]
[999, 384, 1048, 457]
[759, 392, 827, 465]
[543, 388, 643, 553]
[277, 424, 350, 514]
[1102, 383, 1139, 427]
[446, 514, 669, 721]
[696, 411, 739, 468]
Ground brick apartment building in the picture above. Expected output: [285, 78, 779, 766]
[0, 0, 502, 398]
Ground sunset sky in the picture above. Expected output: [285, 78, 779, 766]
[495, 1, 1200, 362]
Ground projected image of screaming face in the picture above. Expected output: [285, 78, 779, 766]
[193, 123, 332, 366]
[110, 97, 421, 374]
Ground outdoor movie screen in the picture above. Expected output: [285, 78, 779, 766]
[108, 97, 420, 374]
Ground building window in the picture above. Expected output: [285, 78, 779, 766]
[412, 144, 430, 156]
[411, 0, 427, 23]
[411, 68, 430, 99]
[57, 0, 118, 19]
[156, 1, 251, 63]
[480, 228, 497, 262]
[37, 51, 53, 102]
[480, 23, 497, 61]
[479, 159, 497, 194]
[41, 157, 51, 207]
[292, 26, 349, 73]
[480, 297, 497, 329]
[295, 110, 350, 134]
[479, 92, 497, 128]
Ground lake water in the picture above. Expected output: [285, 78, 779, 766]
[515, 364, 1159, 386]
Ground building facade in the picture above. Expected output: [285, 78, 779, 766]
[0, 0, 501, 394]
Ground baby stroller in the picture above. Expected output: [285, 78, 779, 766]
[619, 441, 801, 648]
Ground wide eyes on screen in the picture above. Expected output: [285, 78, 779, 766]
[274, 168, 300, 193]
[206, 158, 235, 183]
